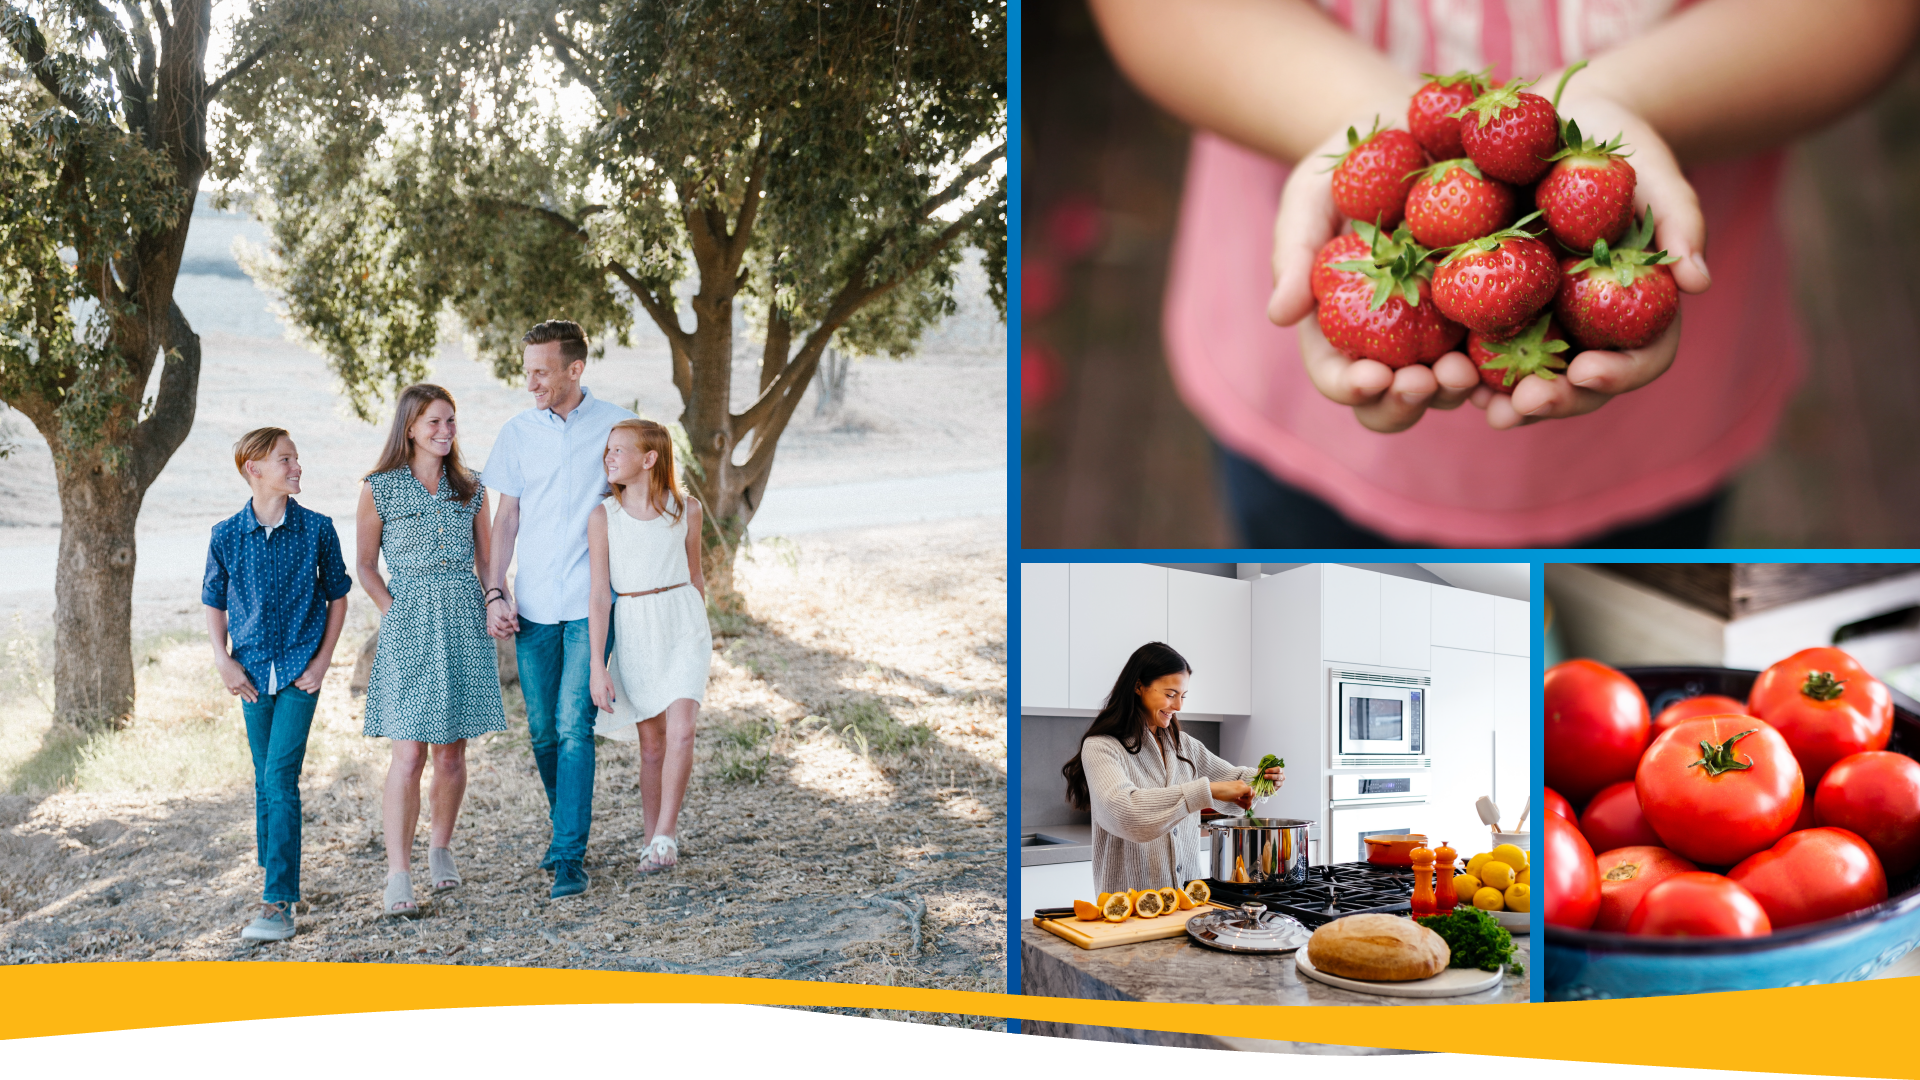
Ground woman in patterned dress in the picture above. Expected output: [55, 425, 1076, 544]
[357, 384, 506, 916]
[586, 420, 711, 874]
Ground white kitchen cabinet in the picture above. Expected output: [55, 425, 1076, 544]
[1428, 646, 1497, 853]
[1168, 571, 1251, 714]
[1021, 860, 1095, 920]
[1067, 563, 1169, 709]
[1432, 584, 1496, 653]
[1020, 563, 1071, 710]
[1320, 564, 1381, 664]
[1493, 653, 1531, 825]
[1379, 574, 1432, 671]
[1493, 596, 1531, 657]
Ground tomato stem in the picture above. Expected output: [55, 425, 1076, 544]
[1688, 729, 1759, 776]
[1801, 670, 1847, 702]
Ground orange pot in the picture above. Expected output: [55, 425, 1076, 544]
[1362, 834, 1430, 867]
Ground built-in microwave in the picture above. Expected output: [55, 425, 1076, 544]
[1332, 670, 1431, 766]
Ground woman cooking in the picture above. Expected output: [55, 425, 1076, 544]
[1062, 641, 1286, 894]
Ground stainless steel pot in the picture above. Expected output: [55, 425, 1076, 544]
[1202, 816, 1313, 885]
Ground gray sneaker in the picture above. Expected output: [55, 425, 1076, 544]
[241, 903, 296, 942]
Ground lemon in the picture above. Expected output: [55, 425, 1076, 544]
[1491, 843, 1529, 872]
[1473, 886, 1505, 912]
[1466, 852, 1493, 877]
[1101, 892, 1133, 922]
[1185, 879, 1212, 906]
[1481, 860, 1515, 891]
[1135, 889, 1167, 918]
[1504, 883, 1530, 912]
[1517, 867, 1529, 886]
[1453, 872, 1482, 897]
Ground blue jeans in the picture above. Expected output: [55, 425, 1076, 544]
[241, 686, 318, 905]
[515, 619, 603, 865]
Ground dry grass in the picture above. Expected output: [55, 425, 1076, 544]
[0, 518, 1007, 1028]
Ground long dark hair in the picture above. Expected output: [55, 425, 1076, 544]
[366, 383, 477, 505]
[1063, 642, 1194, 811]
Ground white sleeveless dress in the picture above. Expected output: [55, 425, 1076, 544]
[592, 494, 712, 740]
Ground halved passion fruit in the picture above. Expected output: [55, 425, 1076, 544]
[1134, 889, 1167, 918]
[1185, 879, 1212, 906]
[1100, 891, 1133, 922]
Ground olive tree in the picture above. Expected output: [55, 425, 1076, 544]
[224, 0, 1007, 603]
[0, 1, 291, 726]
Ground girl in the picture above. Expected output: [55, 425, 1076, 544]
[1062, 642, 1285, 894]
[357, 383, 506, 916]
[587, 419, 711, 874]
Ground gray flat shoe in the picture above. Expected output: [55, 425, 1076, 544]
[240, 902, 295, 942]
[429, 847, 461, 893]
[383, 871, 421, 917]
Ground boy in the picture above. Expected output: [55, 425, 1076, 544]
[203, 427, 352, 941]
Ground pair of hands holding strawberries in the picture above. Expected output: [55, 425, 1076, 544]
[1270, 62, 1715, 434]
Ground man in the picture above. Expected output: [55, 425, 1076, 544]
[484, 320, 635, 898]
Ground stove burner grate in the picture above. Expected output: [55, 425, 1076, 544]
[1205, 862, 1416, 929]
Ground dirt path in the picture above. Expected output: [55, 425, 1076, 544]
[0, 519, 1007, 1028]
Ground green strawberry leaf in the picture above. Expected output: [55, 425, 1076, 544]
[1477, 314, 1571, 387]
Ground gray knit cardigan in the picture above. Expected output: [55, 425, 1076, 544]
[1082, 729, 1257, 894]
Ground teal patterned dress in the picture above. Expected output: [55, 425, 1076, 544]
[362, 465, 506, 743]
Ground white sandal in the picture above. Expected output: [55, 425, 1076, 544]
[383, 871, 420, 917]
[637, 835, 678, 874]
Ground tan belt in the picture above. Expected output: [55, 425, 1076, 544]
[616, 582, 688, 598]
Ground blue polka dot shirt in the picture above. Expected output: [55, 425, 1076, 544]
[202, 498, 354, 693]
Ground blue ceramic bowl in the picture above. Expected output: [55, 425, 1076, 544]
[1545, 666, 1920, 1000]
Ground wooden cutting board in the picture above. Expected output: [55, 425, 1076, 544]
[1035, 903, 1231, 950]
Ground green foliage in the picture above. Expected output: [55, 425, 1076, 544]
[833, 697, 930, 757]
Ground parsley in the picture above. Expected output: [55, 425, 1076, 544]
[1415, 907, 1523, 974]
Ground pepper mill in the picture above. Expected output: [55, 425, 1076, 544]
[1433, 839, 1459, 910]
[1410, 844, 1437, 916]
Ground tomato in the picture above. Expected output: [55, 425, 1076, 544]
[1544, 786, 1576, 824]
[1635, 715, 1803, 866]
[1815, 751, 1920, 879]
[1546, 659, 1651, 806]
[1627, 872, 1772, 938]
[1593, 845, 1697, 932]
[1652, 694, 1751, 737]
[1728, 827, 1887, 929]
[1748, 647, 1893, 790]
[1544, 811, 1601, 930]
[1793, 795, 1816, 832]
[1580, 780, 1663, 853]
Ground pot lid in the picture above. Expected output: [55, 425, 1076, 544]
[1187, 903, 1311, 954]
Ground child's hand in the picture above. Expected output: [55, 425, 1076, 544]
[1268, 113, 1484, 433]
[293, 658, 329, 693]
[1481, 86, 1709, 428]
[590, 664, 616, 714]
[216, 656, 258, 703]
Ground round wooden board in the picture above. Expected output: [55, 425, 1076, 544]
[1295, 950, 1504, 998]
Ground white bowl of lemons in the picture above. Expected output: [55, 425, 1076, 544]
[1451, 842, 1530, 936]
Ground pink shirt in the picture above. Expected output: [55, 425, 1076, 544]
[1163, 0, 1803, 546]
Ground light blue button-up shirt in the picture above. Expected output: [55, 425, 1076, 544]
[482, 386, 635, 624]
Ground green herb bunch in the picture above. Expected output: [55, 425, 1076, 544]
[1415, 907, 1522, 974]
[1246, 754, 1284, 818]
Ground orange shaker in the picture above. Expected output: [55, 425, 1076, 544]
[1410, 844, 1436, 916]
[1434, 840, 1459, 910]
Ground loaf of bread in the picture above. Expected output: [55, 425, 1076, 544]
[1306, 914, 1450, 981]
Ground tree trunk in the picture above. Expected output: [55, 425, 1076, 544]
[51, 446, 145, 727]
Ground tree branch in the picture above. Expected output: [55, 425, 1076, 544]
[5, 8, 104, 119]
[146, 0, 168, 36]
[129, 300, 199, 491]
[542, 19, 601, 98]
[915, 140, 1006, 222]
[723, 147, 770, 278]
[207, 36, 275, 99]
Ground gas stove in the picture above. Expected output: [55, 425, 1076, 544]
[1205, 861, 1415, 929]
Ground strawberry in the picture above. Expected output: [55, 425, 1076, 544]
[1408, 70, 1489, 160]
[1430, 212, 1561, 336]
[1327, 121, 1428, 229]
[1554, 209, 1680, 350]
[1312, 220, 1423, 301]
[1469, 313, 1571, 391]
[1535, 120, 1637, 251]
[1455, 79, 1560, 186]
[1404, 158, 1517, 249]
[1317, 228, 1463, 368]
[1318, 279, 1464, 369]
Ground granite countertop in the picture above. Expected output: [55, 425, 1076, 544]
[1022, 919, 1528, 1049]
[1020, 823, 1093, 866]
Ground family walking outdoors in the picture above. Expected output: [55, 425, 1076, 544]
[199, 320, 714, 943]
